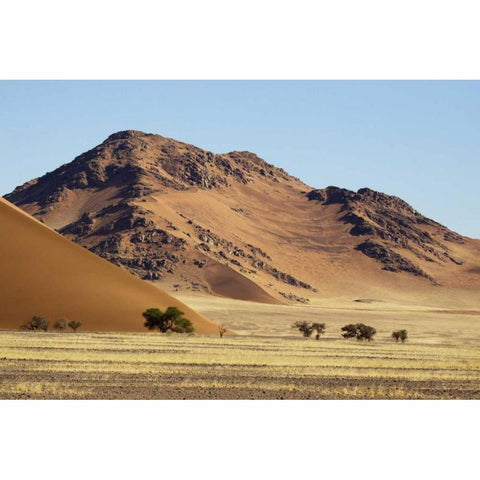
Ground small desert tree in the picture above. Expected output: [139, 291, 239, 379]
[341, 323, 376, 341]
[292, 321, 315, 338]
[142, 307, 194, 334]
[54, 318, 68, 332]
[174, 317, 195, 334]
[312, 323, 326, 340]
[68, 320, 82, 333]
[218, 324, 227, 338]
[341, 324, 358, 339]
[358, 324, 376, 341]
[22, 315, 49, 332]
[392, 329, 408, 343]
[143, 308, 166, 331]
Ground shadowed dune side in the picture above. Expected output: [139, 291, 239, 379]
[203, 263, 283, 304]
[0, 198, 218, 333]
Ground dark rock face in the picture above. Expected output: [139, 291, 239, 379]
[356, 240, 433, 280]
[279, 292, 310, 303]
[89, 217, 187, 281]
[57, 198, 188, 280]
[251, 259, 314, 290]
[307, 186, 357, 205]
[308, 186, 464, 282]
[60, 212, 94, 236]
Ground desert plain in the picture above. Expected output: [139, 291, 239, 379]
[1, 295, 479, 399]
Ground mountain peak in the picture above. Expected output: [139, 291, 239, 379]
[5, 131, 301, 208]
[104, 130, 160, 143]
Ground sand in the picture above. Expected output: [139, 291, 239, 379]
[0, 198, 218, 333]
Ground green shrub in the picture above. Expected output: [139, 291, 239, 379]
[392, 329, 408, 343]
[54, 318, 68, 331]
[292, 321, 314, 337]
[174, 317, 194, 334]
[341, 323, 376, 341]
[341, 324, 358, 339]
[142, 306, 194, 334]
[312, 323, 326, 340]
[21, 315, 49, 332]
[68, 320, 82, 333]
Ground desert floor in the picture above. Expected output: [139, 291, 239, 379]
[0, 325, 478, 399]
[176, 293, 480, 343]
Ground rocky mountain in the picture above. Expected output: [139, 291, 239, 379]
[307, 186, 464, 281]
[6, 130, 480, 305]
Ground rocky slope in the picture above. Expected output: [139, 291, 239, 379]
[307, 186, 464, 282]
[6, 130, 480, 304]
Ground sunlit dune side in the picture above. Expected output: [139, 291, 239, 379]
[0, 198, 218, 333]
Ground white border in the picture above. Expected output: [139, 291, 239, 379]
[0, 1, 478, 478]
[1, 1, 480, 79]
[0, 400, 478, 479]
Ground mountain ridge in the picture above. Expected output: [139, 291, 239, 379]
[5, 130, 480, 305]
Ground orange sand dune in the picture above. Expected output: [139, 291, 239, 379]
[0, 198, 218, 333]
[203, 262, 282, 304]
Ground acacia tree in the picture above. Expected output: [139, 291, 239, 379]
[54, 318, 68, 331]
[312, 323, 326, 340]
[358, 324, 376, 341]
[22, 315, 49, 332]
[341, 323, 376, 341]
[292, 321, 315, 338]
[341, 324, 358, 339]
[218, 324, 227, 338]
[68, 320, 82, 333]
[142, 307, 194, 334]
[392, 329, 408, 343]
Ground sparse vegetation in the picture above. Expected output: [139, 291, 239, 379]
[292, 321, 326, 339]
[341, 323, 376, 341]
[21, 315, 49, 332]
[218, 324, 227, 338]
[312, 323, 326, 340]
[392, 329, 408, 343]
[292, 321, 315, 337]
[0, 331, 478, 399]
[54, 318, 68, 331]
[143, 307, 194, 334]
[68, 320, 82, 333]
[173, 317, 195, 334]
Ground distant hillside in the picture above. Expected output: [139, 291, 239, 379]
[6, 130, 480, 305]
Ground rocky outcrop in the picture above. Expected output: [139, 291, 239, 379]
[5, 130, 293, 210]
[355, 240, 433, 281]
[308, 186, 464, 281]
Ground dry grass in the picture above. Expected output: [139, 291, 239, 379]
[0, 330, 478, 399]
[177, 293, 480, 342]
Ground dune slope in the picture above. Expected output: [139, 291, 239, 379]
[0, 198, 217, 333]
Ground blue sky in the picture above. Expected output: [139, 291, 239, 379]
[0, 80, 478, 238]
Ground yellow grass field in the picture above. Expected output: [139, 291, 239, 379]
[0, 330, 478, 399]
